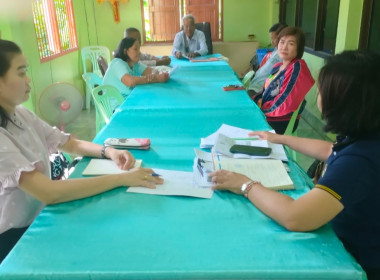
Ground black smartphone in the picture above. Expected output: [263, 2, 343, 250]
[229, 144, 272, 156]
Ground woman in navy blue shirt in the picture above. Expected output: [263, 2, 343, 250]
[211, 50, 380, 279]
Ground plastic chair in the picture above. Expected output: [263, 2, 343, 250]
[284, 100, 307, 161]
[82, 72, 103, 92]
[82, 73, 103, 115]
[97, 55, 109, 76]
[284, 100, 307, 136]
[195, 22, 213, 54]
[81, 46, 111, 109]
[242, 70, 255, 88]
[91, 85, 124, 133]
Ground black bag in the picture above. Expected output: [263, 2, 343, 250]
[307, 159, 325, 184]
[50, 152, 79, 180]
[249, 54, 260, 72]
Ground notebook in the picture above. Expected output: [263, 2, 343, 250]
[213, 154, 294, 190]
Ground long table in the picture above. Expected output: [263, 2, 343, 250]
[0, 56, 366, 279]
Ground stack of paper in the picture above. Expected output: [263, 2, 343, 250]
[193, 149, 215, 188]
[214, 133, 270, 159]
[127, 168, 213, 199]
[202, 125, 288, 161]
[200, 124, 253, 149]
[82, 159, 213, 199]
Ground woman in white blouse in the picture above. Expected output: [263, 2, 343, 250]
[0, 40, 163, 263]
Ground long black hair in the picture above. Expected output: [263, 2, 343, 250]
[0, 40, 22, 128]
[113, 37, 137, 62]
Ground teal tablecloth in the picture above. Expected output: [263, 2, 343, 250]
[0, 56, 365, 279]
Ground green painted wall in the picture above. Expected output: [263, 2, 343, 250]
[1, 0, 145, 115]
[93, 0, 143, 52]
[0, 20, 13, 41]
[0, 5, 34, 111]
[223, 0, 275, 46]
[1, 0, 366, 126]
[301, 0, 363, 129]
[1, 1, 84, 114]
[335, 0, 363, 53]
[1, 0, 278, 115]
[302, 53, 324, 116]
[93, 0, 275, 51]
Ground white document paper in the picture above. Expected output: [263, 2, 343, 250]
[193, 149, 215, 188]
[168, 65, 178, 75]
[214, 133, 287, 161]
[218, 124, 253, 138]
[268, 142, 288, 162]
[127, 168, 213, 199]
[82, 159, 142, 175]
[194, 148, 213, 162]
[200, 124, 255, 148]
[200, 131, 218, 149]
[213, 155, 294, 190]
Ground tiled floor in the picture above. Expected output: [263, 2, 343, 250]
[65, 106, 329, 173]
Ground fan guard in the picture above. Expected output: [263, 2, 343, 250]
[38, 82, 83, 130]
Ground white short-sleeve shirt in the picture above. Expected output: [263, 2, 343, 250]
[171, 29, 208, 56]
[0, 106, 70, 233]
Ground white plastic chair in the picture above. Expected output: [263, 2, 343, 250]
[284, 100, 306, 161]
[81, 46, 111, 109]
[242, 70, 255, 88]
[91, 85, 124, 133]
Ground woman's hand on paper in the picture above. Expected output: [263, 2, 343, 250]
[249, 131, 280, 143]
[108, 148, 136, 170]
[209, 170, 250, 195]
[120, 168, 164, 189]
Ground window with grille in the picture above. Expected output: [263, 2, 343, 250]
[360, 0, 380, 52]
[280, 0, 340, 56]
[141, 0, 222, 43]
[32, 0, 78, 62]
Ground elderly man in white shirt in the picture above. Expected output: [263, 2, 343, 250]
[172, 14, 208, 58]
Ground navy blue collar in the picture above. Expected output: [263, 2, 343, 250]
[333, 132, 380, 151]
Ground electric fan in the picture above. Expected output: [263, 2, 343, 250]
[38, 82, 83, 131]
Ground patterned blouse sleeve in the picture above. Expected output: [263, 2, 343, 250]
[0, 108, 70, 190]
[0, 133, 41, 190]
